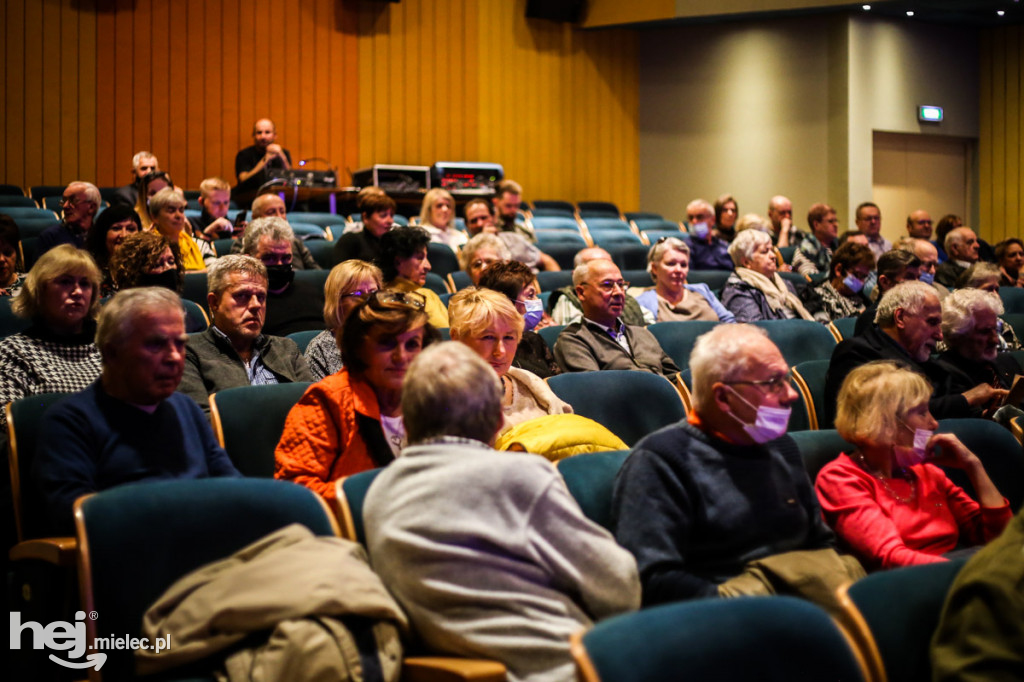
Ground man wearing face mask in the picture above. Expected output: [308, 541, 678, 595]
[612, 324, 854, 605]
[686, 199, 733, 271]
[241, 217, 325, 336]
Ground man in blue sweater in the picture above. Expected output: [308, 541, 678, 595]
[35, 287, 240, 534]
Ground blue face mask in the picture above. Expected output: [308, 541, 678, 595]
[522, 298, 545, 331]
[919, 271, 935, 285]
[691, 222, 710, 240]
[842, 273, 865, 294]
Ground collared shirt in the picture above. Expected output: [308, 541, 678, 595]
[211, 326, 278, 386]
[584, 317, 631, 353]
[866, 235, 892, 261]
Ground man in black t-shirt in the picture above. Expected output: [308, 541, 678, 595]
[234, 118, 292, 207]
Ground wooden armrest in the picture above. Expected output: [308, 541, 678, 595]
[9, 536, 78, 566]
[402, 656, 507, 682]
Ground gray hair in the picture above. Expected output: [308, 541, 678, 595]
[402, 341, 503, 445]
[242, 217, 294, 255]
[941, 288, 1004, 340]
[944, 227, 975, 254]
[147, 186, 186, 218]
[689, 324, 770, 412]
[647, 237, 690, 281]
[67, 181, 102, 210]
[573, 246, 612, 268]
[572, 258, 615, 287]
[957, 262, 1001, 289]
[727, 227, 772, 267]
[686, 198, 714, 217]
[131, 151, 157, 170]
[206, 254, 268, 296]
[96, 287, 183, 357]
[460, 232, 511, 271]
[874, 281, 937, 327]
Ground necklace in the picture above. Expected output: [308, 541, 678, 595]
[851, 451, 918, 504]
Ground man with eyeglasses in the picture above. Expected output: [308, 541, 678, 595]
[553, 259, 679, 375]
[179, 255, 312, 414]
[38, 181, 103, 255]
[854, 201, 891, 261]
[613, 323, 859, 605]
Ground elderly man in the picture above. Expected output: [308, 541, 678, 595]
[491, 179, 534, 242]
[554, 259, 678, 375]
[464, 198, 559, 273]
[686, 198, 732, 270]
[613, 324, 854, 605]
[229, 192, 318, 269]
[825, 281, 1007, 423]
[906, 209, 933, 240]
[179, 255, 312, 413]
[767, 195, 800, 247]
[109, 151, 159, 208]
[38, 181, 102, 254]
[549, 247, 648, 326]
[853, 248, 920, 336]
[940, 288, 1022, 398]
[936, 227, 981, 288]
[241, 217, 324, 336]
[854, 202, 892, 260]
[365, 342, 640, 682]
[234, 118, 292, 207]
[34, 287, 240, 535]
[792, 203, 840, 277]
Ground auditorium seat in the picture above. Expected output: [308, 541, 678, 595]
[536, 270, 573, 292]
[0, 195, 37, 208]
[531, 215, 583, 232]
[577, 201, 622, 219]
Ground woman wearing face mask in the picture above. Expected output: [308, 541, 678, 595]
[109, 231, 182, 293]
[448, 288, 571, 431]
[634, 238, 735, 323]
[814, 242, 875, 321]
[478, 259, 561, 378]
[815, 361, 1011, 571]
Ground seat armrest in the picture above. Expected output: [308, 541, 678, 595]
[401, 656, 507, 682]
[9, 536, 77, 566]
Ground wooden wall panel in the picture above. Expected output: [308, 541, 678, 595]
[979, 25, 1023, 243]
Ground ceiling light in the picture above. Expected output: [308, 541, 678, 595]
[997, 10, 1005, 16]
[862, 4, 871, 9]
[906, 10, 914, 16]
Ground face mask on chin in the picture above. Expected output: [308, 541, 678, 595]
[724, 385, 791, 444]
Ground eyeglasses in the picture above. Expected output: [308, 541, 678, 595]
[368, 289, 426, 310]
[726, 371, 793, 394]
[342, 288, 378, 300]
[60, 195, 83, 207]
[582, 279, 630, 293]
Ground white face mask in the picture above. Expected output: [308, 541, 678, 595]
[895, 421, 932, 468]
[725, 386, 791, 444]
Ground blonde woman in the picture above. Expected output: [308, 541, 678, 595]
[418, 188, 466, 252]
[305, 260, 383, 380]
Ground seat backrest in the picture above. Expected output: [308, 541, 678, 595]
[536, 270, 573, 293]
[304, 239, 336, 269]
[574, 596, 867, 682]
[532, 200, 577, 214]
[998, 286, 1024, 314]
[427, 242, 461, 278]
[333, 468, 385, 544]
[284, 211, 346, 229]
[582, 217, 633, 233]
[0, 296, 32, 338]
[7, 392, 72, 541]
[423, 271, 450, 296]
[181, 272, 209, 306]
[792, 359, 832, 430]
[555, 450, 630, 531]
[936, 418, 1024, 509]
[531, 215, 582, 232]
[537, 324, 565, 350]
[647, 320, 721, 369]
[621, 269, 651, 288]
[830, 316, 858, 341]
[789, 429, 852, 483]
[75, 478, 339, 681]
[751, 319, 837, 366]
[12, 216, 60, 238]
[286, 329, 321, 353]
[0, 183, 26, 196]
[577, 201, 620, 218]
[841, 559, 967, 682]
[449, 270, 473, 291]
[29, 185, 65, 202]
[209, 382, 313, 477]
[686, 269, 730, 294]
[0, 195, 39, 208]
[547, 371, 685, 446]
[181, 299, 209, 333]
[778, 245, 797, 264]
[624, 211, 664, 222]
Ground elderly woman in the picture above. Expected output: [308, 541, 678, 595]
[134, 170, 174, 231]
[305, 259, 383, 380]
[275, 289, 438, 497]
[448, 288, 571, 431]
[460, 233, 511, 286]
[0, 244, 103, 430]
[634, 237, 734, 323]
[955, 262, 1020, 350]
[721, 228, 815, 322]
[814, 242, 875, 321]
[85, 205, 142, 296]
[418, 188, 466, 252]
[0, 214, 25, 296]
[995, 238, 1023, 287]
[148, 187, 206, 271]
[379, 225, 448, 328]
[109, 231, 181, 293]
[478, 259, 560, 378]
[815, 361, 1011, 570]
[940, 288, 1023, 399]
[714, 194, 739, 242]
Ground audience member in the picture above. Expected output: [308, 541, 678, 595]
[994, 238, 1024, 287]
[0, 214, 25, 296]
[713, 193, 738, 242]
[906, 209, 933, 240]
[109, 151, 159, 209]
[940, 289, 1022, 401]
[792, 203, 839, 277]
[449, 289, 571, 431]
[378, 226, 448, 328]
[854, 248, 920, 336]
[464, 198, 559, 272]
[491, 179, 534, 241]
[721, 229, 815, 322]
[549, 247, 648, 326]
[340, 186, 388, 235]
[933, 214, 962, 263]
[613, 324, 859, 605]
[241, 217, 324, 336]
[478, 260, 561, 378]
[230, 193, 319, 269]
[134, 170, 174, 231]
[460, 233, 511, 286]
[305, 260, 382, 381]
[767, 195, 799, 247]
[734, 213, 773, 235]
[149, 187, 206, 271]
[418, 188, 466, 252]
[364, 342, 639, 681]
[84, 205, 142, 296]
[179, 255, 312, 413]
[33, 287, 240, 535]
[0, 245, 103, 432]
[192, 177, 236, 241]
[633, 237, 734, 323]
[854, 202, 891, 260]
[815, 361, 1011, 570]
[685, 198, 732, 270]
[332, 191, 395, 266]
[553, 259, 679, 375]
[109, 231, 181, 293]
[825, 282, 1007, 423]
[936, 227, 981, 288]
[234, 118, 292, 205]
[815, 242, 874, 321]
[38, 181, 101, 254]
[903, 237, 949, 298]
[275, 289, 438, 498]
[930, 507, 1024, 681]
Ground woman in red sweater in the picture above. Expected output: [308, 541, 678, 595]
[815, 361, 1011, 571]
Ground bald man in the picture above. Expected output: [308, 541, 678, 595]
[234, 118, 292, 207]
[906, 209, 933, 240]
